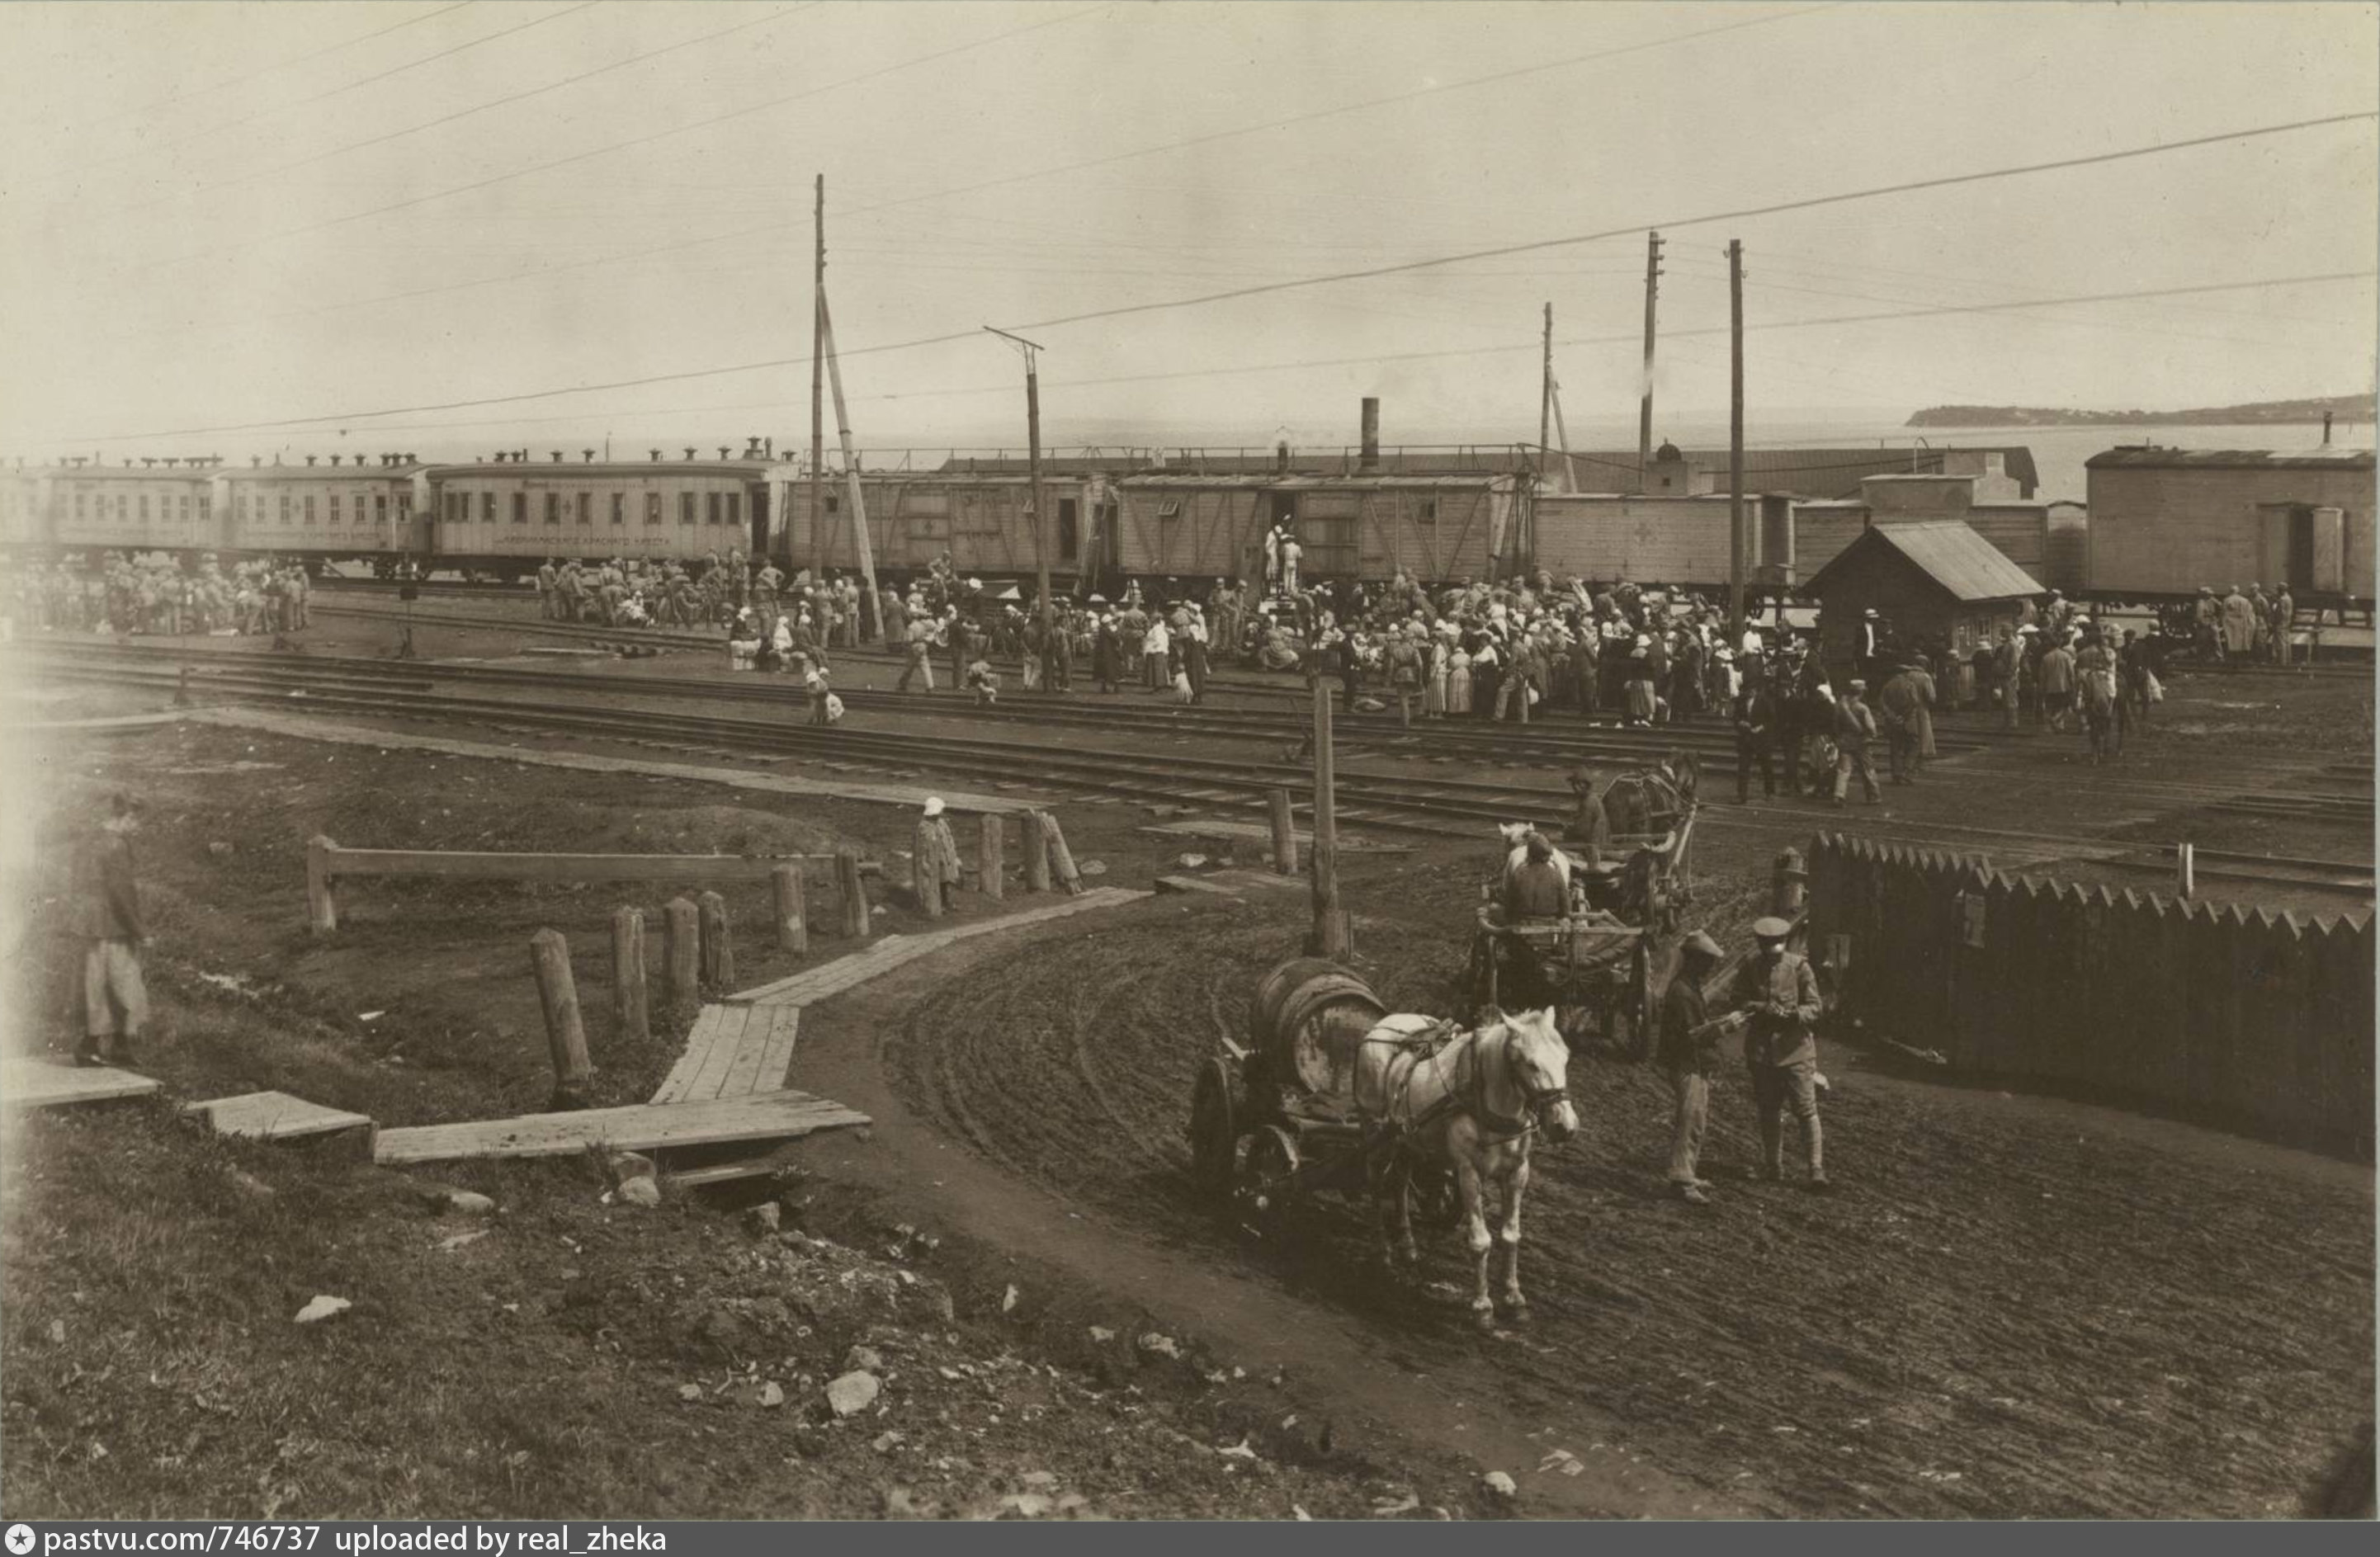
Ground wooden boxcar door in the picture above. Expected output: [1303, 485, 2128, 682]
[2310, 506, 2345, 594]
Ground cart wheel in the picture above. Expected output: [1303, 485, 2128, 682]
[1622, 938, 1657, 1062]
[1235, 1125, 1301, 1229]
[1187, 1057, 1241, 1197]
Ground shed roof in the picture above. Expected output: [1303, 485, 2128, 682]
[2085, 446, 2375, 471]
[1806, 519, 2042, 602]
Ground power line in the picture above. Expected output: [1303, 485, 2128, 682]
[62, 270, 2373, 443]
[92, 5, 819, 223]
[842, 2, 1844, 219]
[98, 4, 1109, 283]
[985, 111, 2379, 337]
[2, 2, 475, 139]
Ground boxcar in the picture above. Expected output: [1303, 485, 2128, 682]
[1529, 492, 1792, 590]
[2084, 447, 2375, 604]
[769, 468, 1112, 582]
[1108, 473, 1521, 586]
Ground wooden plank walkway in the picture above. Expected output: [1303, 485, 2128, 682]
[374, 1088, 867, 1165]
[725, 887, 1149, 1007]
[185, 1091, 376, 1154]
[649, 1006, 804, 1105]
[194, 707, 1046, 815]
[1, 1058, 161, 1108]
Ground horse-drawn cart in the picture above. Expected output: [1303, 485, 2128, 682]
[1465, 766, 1699, 1055]
[1186, 958, 1460, 1229]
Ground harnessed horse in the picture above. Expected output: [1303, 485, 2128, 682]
[1353, 1007, 1579, 1327]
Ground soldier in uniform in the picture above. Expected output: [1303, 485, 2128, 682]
[536, 558, 558, 620]
[1830, 678, 1882, 807]
[1727, 917, 1828, 1190]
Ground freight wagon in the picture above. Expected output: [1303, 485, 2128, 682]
[1528, 492, 1793, 589]
[1107, 472, 1523, 587]
[768, 468, 1112, 583]
[2083, 447, 2375, 605]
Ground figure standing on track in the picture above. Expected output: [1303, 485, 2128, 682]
[1877, 661, 1930, 785]
[2038, 632, 2075, 732]
[1728, 917, 1828, 1191]
[1565, 765, 1610, 870]
[2076, 630, 2120, 762]
[896, 612, 935, 692]
[2221, 583, 2256, 663]
[536, 558, 558, 620]
[1660, 930, 1728, 1205]
[1830, 679, 1882, 807]
[73, 792, 150, 1068]
[2271, 583, 2296, 666]
[1732, 677, 1776, 803]
[1182, 607, 1211, 705]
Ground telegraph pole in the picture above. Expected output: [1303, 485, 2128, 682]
[1728, 237, 1746, 639]
[1539, 301, 1553, 480]
[810, 174, 827, 592]
[1637, 230, 1664, 492]
[984, 326, 1054, 639]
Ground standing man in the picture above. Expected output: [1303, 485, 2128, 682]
[1182, 606, 1211, 705]
[1732, 677, 1776, 804]
[1727, 917, 1828, 1191]
[1830, 678, 1882, 807]
[536, 558, 558, 620]
[914, 797, 961, 912]
[897, 611, 935, 692]
[1855, 608, 1882, 686]
[2038, 632, 2076, 733]
[1278, 529, 1302, 595]
[2272, 583, 2297, 667]
[73, 793, 150, 1068]
[1565, 765, 1611, 871]
[1660, 930, 1729, 1205]
[1876, 661, 1928, 785]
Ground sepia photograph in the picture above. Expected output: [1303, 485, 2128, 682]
[0, 0, 2373, 1527]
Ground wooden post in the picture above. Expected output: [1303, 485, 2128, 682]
[1022, 814, 1052, 893]
[305, 834, 338, 936]
[979, 813, 1005, 901]
[697, 889, 733, 988]
[2176, 842, 2195, 900]
[1268, 787, 1298, 876]
[610, 906, 649, 1043]
[772, 864, 807, 955]
[1726, 236, 1746, 641]
[663, 895, 700, 1008]
[836, 846, 871, 937]
[1037, 809, 1082, 895]
[1309, 676, 1352, 959]
[913, 823, 945, 919]
[529, 927, 592, 1107]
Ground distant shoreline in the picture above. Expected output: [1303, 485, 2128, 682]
[1906, 396, 2375, 430]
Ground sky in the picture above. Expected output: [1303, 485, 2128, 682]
[0, 0, 2373, 462]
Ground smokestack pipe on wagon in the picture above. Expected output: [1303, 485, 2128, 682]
[2323, 411, 2334, 445]
[1360, 397, 1381, 472]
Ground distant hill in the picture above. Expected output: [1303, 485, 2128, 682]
[1905, 394, 2375, 429]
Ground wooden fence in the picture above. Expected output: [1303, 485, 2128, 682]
[1806, 832, 2374, 1156]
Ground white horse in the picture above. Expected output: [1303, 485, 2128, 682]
[1353, 1007, 1580, 1327]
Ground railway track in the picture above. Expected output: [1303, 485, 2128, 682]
[30, 636, 2371, 824]
[15, 644, 2369, 901]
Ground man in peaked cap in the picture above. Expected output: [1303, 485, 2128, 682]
[1659, 930, 1730, 1203]
[1728, 916, 1829, 1190]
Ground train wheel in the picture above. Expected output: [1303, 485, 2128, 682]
[1187, 1057, 1241, 1197]
[1234, 1125, 1300, 1231]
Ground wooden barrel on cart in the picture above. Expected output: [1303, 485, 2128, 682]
[1248, 957, 1388, 1100]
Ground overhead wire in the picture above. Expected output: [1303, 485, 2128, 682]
[60, 269, 2374, 443]
[97, 3, 1111, 281]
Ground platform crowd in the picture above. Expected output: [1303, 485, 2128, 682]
[7, 552, 314, 637]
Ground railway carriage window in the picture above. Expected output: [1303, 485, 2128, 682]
[397, 493, 410, 518]
[178, 495, 191, 521]
[73, 493, 85, 518]
[544, 493, 560, 526]
[281, 495, 292, 526]
[303, 496, 317, 526]
[645, 493, 662, 526]
[575, 492, 590, 525]
[512, 493, 527, 525]
[706, 492, 720, 526]
[481, 492, 496, 523]
[235, 493, 248, 522]
[376, 494, 389, 524]
[139, 494, 150, 521]
[679, 492, 696, 526]
[329, 495, 342, 525]
[725, 493, 740, 527]
[612, 493, 626, 526]
[825, 494, 839, 514]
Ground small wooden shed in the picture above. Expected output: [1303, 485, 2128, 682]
[1804, 518, 2042, 676]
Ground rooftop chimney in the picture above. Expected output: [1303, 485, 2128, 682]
[717, 446, 730, 460]
[2323, 411, 2335, 446]
[683, 447, 697, 461]
[1359, 396, 1381, 472]
[583, 449, 596, 463]
[650, 448, 663, 462]
[550, 451, 564, 463]
[305, 455, 318, 466]
[745, 436, 763, 458]
[251, 455, 262, 467]
[764, 436, 774, 459]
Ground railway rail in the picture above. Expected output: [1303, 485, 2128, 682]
[31, 635, 2373, 826]
[13, 643, 2368, 904]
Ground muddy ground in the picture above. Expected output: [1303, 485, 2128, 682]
[0, 630, 2371, 1518]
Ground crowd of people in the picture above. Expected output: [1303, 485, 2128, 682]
[7, 552, 314, 637]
